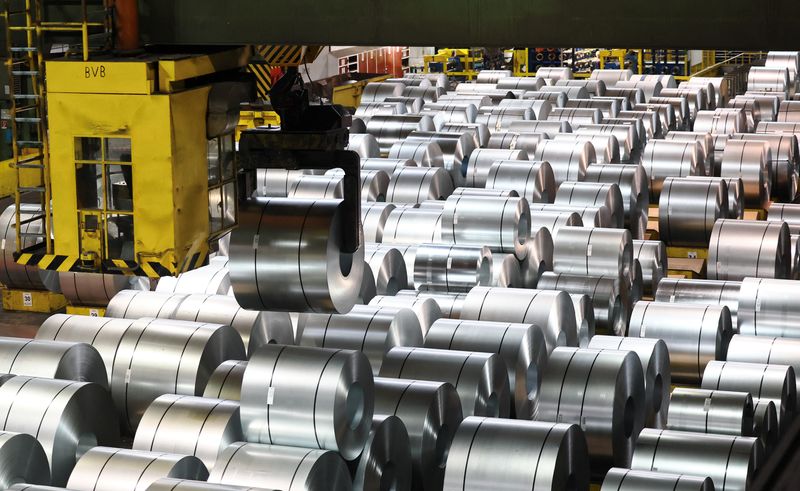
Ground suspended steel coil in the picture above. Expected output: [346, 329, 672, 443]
[555, 182, 625, 229]
[0, 337, 107, 386]
[533, 140, 595, 185]
[203, 360, 246, 401]
[441, 195, 530, 259]
[401, 85, 444, 103]
[601, 468, 714, 491]
[352, 415, 412, 491]
[387, 140, 445, 168]
[628, 302, 733, 383]
[655, 279, 741, 325]
[708, 220, 791, 281]
[658, 177, 727, 247]
[584, 164, 650, 240]
[0, 431, 51, 488]
[386, 167, 454, 204]
[539, 272, 628, 337]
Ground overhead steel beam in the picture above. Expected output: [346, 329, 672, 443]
[138, 0, 798, 50]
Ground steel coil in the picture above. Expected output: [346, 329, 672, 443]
[485, 160, 556, 205]
[508, 119, 572, 136]
[444, 417, 590, 490]
[486, 132, 543, 156]
[395, 290, 467, 319]
[361, 157, 420, 176]
[405, 73, 449, 89]
[439, 93, 491, 107]
[567, 293, 596, 348]
[768, 202, 800, 233]
[530, 210, 583, 235]
[145, 479, 277, 491]
[475, 108, 533, 131]
[618, 110, 662, 140]
[354, 101, 406, 121]
[358, 266, 377, 304]
[211, 442, 351, 491]
[133, 395, 241, 469]
[708, 220, 791, 281]
[685, 176, 744, 220]
[0, 204, 55, 290]
[386, 167, 453, 204]
[203, 360, 246, 401]
[0, 337, 107, 386]
[519, 228, 554, 288]
[634, 102, 677, 132]
[230, 198, 364, 313]
[441, 195, 530, 259]
[576, 124, 638, 162]
[353, 415, 411, 491]
[651, 97, 692, 129]
[632, 428, 762, 491]
[547, 107, 602, 127]
[412, 243, 492, 293]
[534, 140, 595, 185]
[0, 376, 120, 485]
[727, 335, 800, 400]
[567, 98, 620, 119]
[361, 82, 406, 103]
[553, 227, 633, 285]
[368, 295, 442, 337]
[537, 66, 573, 83]
[756, 121, 800, 133]
[0, 431, 51, 488]
[737, 277, 800, 337]
[367, 115, 437, 154]
[661, 87, 708, 118]
[601, 468, 714, 491]
[554, 133, 620, 163]
[384, 95, 425, 113]
[57, 272, 136, 307]
[156, 259, 231, 296]
[363, 244, 409, 294]
[632, 240, 666, 295]
[420, 103, 477, 124]
[498, 98, 553, 119]
[495, 76, 545, 91]
[351, 117, 367, 133]
[664, 132, 726, 177]
[535, 347, 645, 474]
[402, 85, 444, 103]
[605, 87, 646, 106]
[361, 202, 396, 243]
[533, 203, 614, 228]
[730, 133, 799, 202]
[464, 148, 529, 187]
[641, 140, 704, 200]
[658, 177, 727, 247]
[777, 100, 800, 122]
[753, 400, 779, 455]
[585, 164, 649, 239]
[558, 78, 608, 96]
[387, 140, 445, 168]
[461, 287, 578, 352]
[540, 85, 589, 102]
[450, 187, 518, 198]
[655, 279, 741, 325]
[539, 272, 628, 336]
[406, 131, 476, 186]
[490, 253, 522, 288]
[668, 388, 755, 437]
[748, 67, 790, 95]
[729, 96, 778, 130]
[719, 140, 772, 208]
[702, 360, 796, 433]
[694, 109, 747, 135]
[327, 169, 388, 202]
[590, 69, 633, 86]
[555, 182, 625, 229]
[629, 302, 732, 383]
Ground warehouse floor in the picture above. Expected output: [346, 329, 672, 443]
[0, 306, 48, 338]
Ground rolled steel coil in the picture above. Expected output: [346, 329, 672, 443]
[413, 243, 492, 293]
[601, 468, 714, 491]
[488, 253, 521, 288]
[367, 115, 437, 154]
[756, 120, 800, 133]
[777, 100, 800, 122]
[632, 240, 666, 296]
[325, 169, 389, 202]
[420, 102, 478, 124]
[748, 66, 790, 95]
[387, 140, 445, 168]
[655, 279, 741, 325]
[590, 69, 634, 86]
[605, 87, 646, 106]
[553, 227, 634, 285]
[497, 76, 546, 91]
[402, 85, 444, 103]
[661, 87, 708, 117]
[567, 97, 620, 119]
[395, 290, 467, 319]
[380, 347, 511, 418]
[0, 376, 120, 485]
[702, 360, 796, 434]
[106, 290, 293, 355]
[368, 294, 443, 337]
[475, 108, 533, 132]
[738, 278, 800, 337]
[0, 337, 107, 386]
[558, 78, 608, 96]
[497, 98, 553, 120]
[145, 479, 278, 491]
[664, 132, 723, 177]
[708, 220, 791, 281]
[373, 378, 462, 491]
[535, 347, 645, 474]
[354, 101, 407, 121]
[532, 203, 614, 228]
[485, 160, 556, 205]
[658, 177, 727, 247]
[629, 259, 644, 305]
[678, 81, 717, 110]
[0, 204, 55, 290]
[547, 107, 602, 128]
[594, 95, 633, 113]
[634, 102, 677, 132]
[641, 140, 704, 201]
[729, 96, 778, 130]
[651, 97, 692, 128]
[554, 133, 621, 163]
[694, 109, 747, 135]
[754, 400, 779, 456]
[768, 202, 800, 233]
[616, 80, 663, 102]
[441, 195, 530, 259]
[156, 258, 231, 296]
[575, 123, 638, 162]
[444, 417, 590, 490]
[386, 167, 453, 204]
[361, 82, 405, 103]
[475, 69, 511, 83]
[462, 89, 522, 104]
[297, 305, 422, 375]
[361, 202, 396, 243]
[57, 272, 135, 307]
[353, 415, 412, 491]
[533, 140, 595, 185]
[687, 76, 727, 106]
[668, 388, 754, 439]
[530, 210, 583, 235]
[539, 272, 628, 337]
[359, 266, 377, 304]
[0, 431, 52, 488]
[450, 187, 518, 198]
[384, 95, 426, 113]
[555, 182, 625, 229]
[508, 119, 572, 136]
[363, 243, 408, 294]
[520, 228, 553, 289]
[618, 109, 662, 140]
[629, 302, 733, 383]
[406, 131, 476, 186]
[405, 72, 449, 89]
[568, 293, 596, 348]
[464, 148, 529, 187]
[539, 85, 589, 102]
[719, 140, 772, 208]
[730, 133, 799, 202]
[439, 122, 490, 148]
[537, 66, 573, 83]
[632, 428, 761, 491]
[230, 199, 364, 313]
[210, 442, 350, 491]
[685, 176, 744, 220]
[585, 164, 650, 239]
[203, 360, 246, 401]
[351, 117, 367, 133]
[727, 335, 800, 401]
[132, 395, 241, 469]
[439, 93, 492, 107]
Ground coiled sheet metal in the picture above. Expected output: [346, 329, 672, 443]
[530, 210, 582, 235]
[359, 266, 377, 304]
[554, 133, 620, 163]
[395, 290, 467, 319]
[661, 87, 709, 119]
[464, 148, 528, 187]
[576, 124, 639, 162]
[230, 198, 365, 313]
[720, 140, 772, 208]
[738, 278, 800, 337]
[628, 302, 733, 383]
[668, 388, 755, 438]
[567, 293, 596, 348]
[659, 177, 727, 247]
[768, 202, 800, 233]
[209, 443, 350, 491]
[553, 227, 634, 284]
[424, 318, 548, 419]
[539, 272, 628, 336]
[241, 345, 373, 460]
[203, 360, 246, 400]
[754, 400, 780, 456]
[380, 347, 511, 418]
[353, 415, 411, 491]
[297, 304, 422, 374]
[386, 167, 453, 204]
[0, 431, 51, 488]
[558, 78, 608, 96]
[441, 195, 530, 259]
[412, 244, 492, 293]
[533, 140, 595, 185]
[555, 182, 625, 229]
[730, 133, 799, 202]
[439, 122, 490, 148]
[373, 377, 462, 491]
[601, 468, 714, 491]
[632, 240, 666, 296]
[651, 97, 692, 129]
[387, 140, 445, 168]
[462, 287, 578, 353]
[708, 220, 791, 281]
[703, 360, 797, 435]
[0, 337, 107, 386]
[641, 140, 705, 201]
[590, 69, 634, 86]
[106, 290, 293, 355]
[566, 98, 619, 119]
[519, 229, 554, 289]
[367, 114, 437, 154]
[382, 208, 442, 245]
[0, 376, 120, 485]
[0, 204, 55, 290]
[419, 102, 478, 124]
[133, 395, 241, 469]
[406, 131, 476, 187]
[748, 66, 790, 96]
[532, 203, 616, 229]
[361, 202, 396, 243]
[727, 335, 800, 401]
[368, 295, 442, 338]
[485, 160, 556, 205]
[363, 244, 408, 294]
[535, 347, 646, 474]
[490, 253, 522, 288]
[57, 272, 135, 307]
[145, 479, 278, 491]
[487, 131, 544, 155]
[655, 279, 741, 325]
[631, 428, 762, 491]
[497, 76, 546, 92]
[548, 107, 603, 127]
[443, 417, 590, 491]
[361, 82, 406, 103]
[508, 119, 572, 137]
[347, 133, 381, 158]
[694, 109, 747, 135]
[156, 258, 231, 296]
[287, 174, 344, 199]
[664, 132, 724, 176]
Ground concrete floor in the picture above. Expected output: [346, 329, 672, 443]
[0, 304, 50, 338]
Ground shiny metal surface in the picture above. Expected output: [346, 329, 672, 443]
[729, 133, 799, 202]
[590, 69, 633, 87]
[443, 417, 590, 491]
[367, 114, 437, 154]
[531, 203, 614, 228]
[668, 388, 754, 437]
[631, 428, 761, 491]
[575, 124, 638, 162]
[297, 305, 422, 374]
[382, 208, 442, 245]
[361, 82, 406, 103]
[354, 101, 407, 122]
[661, 87, 708, 118]
[0, 376, 120, 485]
[719, 140, 772, 208]
[240, 345, 373, 460]
[547, 107, 603, 128]
[353, 415, 411, 491]
[464, 148, 528, 187]
[461, 287, 578, 353]
[209, 442, 350, 491]
[519, 228, 554, 289]
[659, 177, 727, 247]
[438, 123, 489, 149]
[364, 243, 408, 295]
[230, 198, 365, 313]
[553, 227, 633, 284]
[0, 431, 51, 488]
[533, 140, 595, 185]
[535, 347, 646, 474]
[368, 295, 442, 337]
[634, 102, 677, 132]
[618, 109, 662, 139]
[475, 107, 533, 132]
[553, 133, 620, 163]
[729, 96, 779, 131]
[156, 258, 231, 296]
[558, 78, 608, 96]
[350, 132, 388, 159]
[395, 290, 467, 320]
[490, 253, 523, 288]
[541, 85, 589, 101]
[555, 182, 625, 229]
[441, 195, 530, 259]
[702, 360, 796, 434]
[57, 272, 135, 307]
[684, 77, 726, 107]
[485, 160, 556, 205]
[651, 97, 692, 129]
[387, 140, 445, 168]
[768, 202, 800, 233]
[727, 334, 800, 404]
[584, 164, 649, 238]
[529, 210, 583, 235]
[0, 204, 55, 290]
[203, 360, 246, 401]
[373, 377, 462, 491]
[402, 85, 444, 103]
[539, 273, 628, 337]
[628, 302, 733, 383]
[641, 140, 704, 200]
[755, 121, 800, 133]
[133, 395, 242, 469]
[753, 400, 779, 456]
[425, 318, 548, 419]
[406, 131, 476, 186]
[738, 277, 800, 337]
[412, 244, 492, 293]
[361, 202, 396, 243]
[358, 266, 377, 304]
[537, 67, 573, 83]
[145, 479, 276, 491]
[508, 119, 572, 136]
[567, 293, 596, 348]
[655, 279, 741, 325]
[420, 103, 478, 125]
[777, 100, 800, 122]
[747, 66, 790, 95]
[632, 240, 666, 296]
[386, 167, 454, 204]
[708, 220, 791, 281]
[694, 109, 747, 135]
[601, 468, 714, 491]
[605, 87, 646, 106]
[0, 337, 107, 386]
[380, 346, 511, 418]
[498, 98, 553, 120]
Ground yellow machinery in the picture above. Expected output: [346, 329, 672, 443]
[332, 74, 391, 107]
[424, 48, 482, 80]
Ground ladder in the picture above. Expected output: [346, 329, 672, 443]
[1, 0, 109, 255]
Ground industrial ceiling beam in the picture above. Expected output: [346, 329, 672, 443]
[138, 0, 798, 50]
